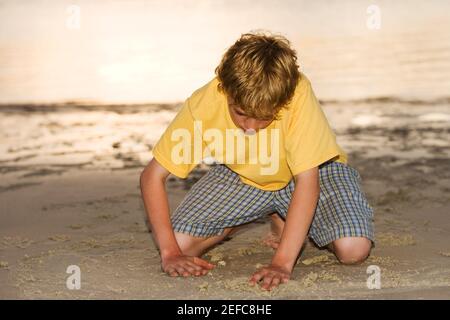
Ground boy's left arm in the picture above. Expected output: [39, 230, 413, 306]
[249, 166, 319, 291]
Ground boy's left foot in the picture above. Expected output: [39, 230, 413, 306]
[261, 213, 285, 249]
[262, 231, 281, 249]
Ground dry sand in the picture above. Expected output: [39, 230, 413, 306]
[0, 100, 449, 299]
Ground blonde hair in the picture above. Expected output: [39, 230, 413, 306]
[215, 31, 300, 120]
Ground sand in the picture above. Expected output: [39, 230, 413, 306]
[300, 255, 331, 266]
[0, 101, 449, 299]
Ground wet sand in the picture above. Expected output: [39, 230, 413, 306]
[0, 101, 449, 299]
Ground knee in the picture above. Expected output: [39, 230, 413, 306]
[174, 232, 205, 256]
[332, 237, 372, 265]
[174, 228, 234, 257]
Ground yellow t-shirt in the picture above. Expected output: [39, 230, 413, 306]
[152, 72, 347, 191]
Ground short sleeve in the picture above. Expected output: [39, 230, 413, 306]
[285, 79, 341, 176]
[152, 98, 199, 178]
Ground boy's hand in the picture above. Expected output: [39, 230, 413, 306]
[248, 264, 291, 291]
[162, 255, 215, 277]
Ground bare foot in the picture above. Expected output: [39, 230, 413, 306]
[261, 213, 285, 249]
[262, 231, 282, 249]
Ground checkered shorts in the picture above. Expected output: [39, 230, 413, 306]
[171, 161, 374, 247]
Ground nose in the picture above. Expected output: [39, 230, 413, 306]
[243, 118, 258, 130]
[242, 119, 259, 135]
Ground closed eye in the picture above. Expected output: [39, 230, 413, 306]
[231, 105, 273, 122]
[232, 107, 247, 116]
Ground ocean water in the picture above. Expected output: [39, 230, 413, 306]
[0, 0, 450, 104]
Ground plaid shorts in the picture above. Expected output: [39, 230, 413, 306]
[171, 161, 374, 247]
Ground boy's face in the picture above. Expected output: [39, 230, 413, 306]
[227, 96, 274, 134]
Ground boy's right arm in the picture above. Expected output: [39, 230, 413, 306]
[139, 158, 214, 277]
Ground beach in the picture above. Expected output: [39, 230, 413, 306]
[1, 100, 449, 299]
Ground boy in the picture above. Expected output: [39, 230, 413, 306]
[140, 32, 374, 291]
